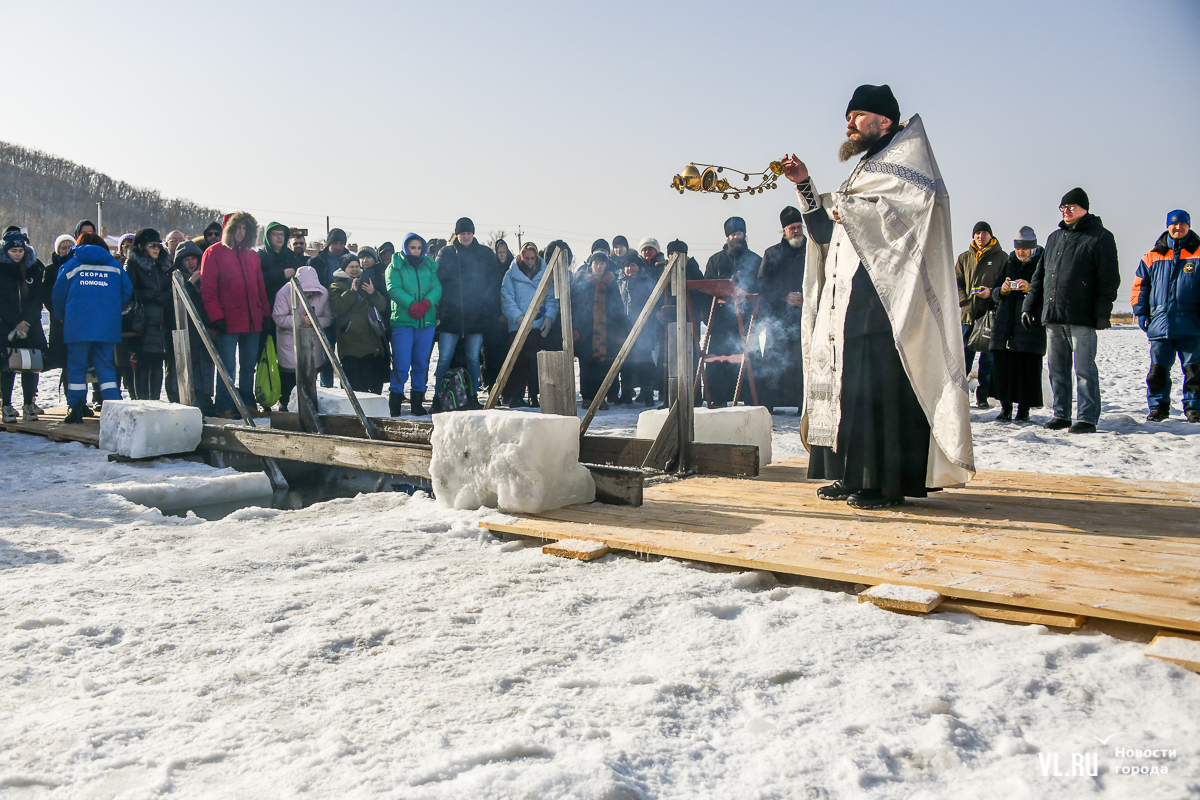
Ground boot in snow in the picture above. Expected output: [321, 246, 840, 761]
[410, 390, 427, 416]
[389, 391, 406, 417]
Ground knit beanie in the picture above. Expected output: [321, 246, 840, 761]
[972, 221, 992, 236]
[1014, 226, 1037, 249]
[638, 237, 660, 254]
[327, 228, 348, 245]
[454, 217, 475, 235]
[780, 206, 803, 228]
[612, 235, 629, 249]
[724, 216, 747, 236]
[666, 239, 688, 256]
[339, 252, 360, 269]
[591, 238, 610, 254]
[1166, 209, 1190, 227]
[133, 228, 162, 250]
[2, 230, 26, 252]
[54, 234, 76, 253]
[1060, 187, 1089, 211]
[846, 84, 901, 126]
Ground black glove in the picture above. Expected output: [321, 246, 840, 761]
[1095, 316, 1111, 331]
[210, 318, 227, 334]
[1020, 311, 1034, 330]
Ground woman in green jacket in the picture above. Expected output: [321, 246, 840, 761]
[387, 233, 441, 416]
[330, 253, 390, 394]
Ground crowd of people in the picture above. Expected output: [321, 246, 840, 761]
[0, 184, 1194, 433]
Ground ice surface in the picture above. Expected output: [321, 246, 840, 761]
[4, 327, 1200, 797]
[98, 471, 273, 511]
[636, 405, 773, 465]
[430, 410, 595, 513]
[98, 400, 203, 459]
[288, 386, 391, 418]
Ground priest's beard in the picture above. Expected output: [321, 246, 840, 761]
[728, 239, 747, 257]
[838, 129, 882, 162]
[786, 236, 804, 249]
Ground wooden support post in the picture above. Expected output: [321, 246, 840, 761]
[290, 278, 375, 439]
[579, 254, 679, 436]
[671, 253, 693, 473]
[486, 248, 566, 409]
[170, 276, 195, 407]
[554, 246, 575, 402]
[641, 399, 680, 471]
[537, 350, 575, 416]
[170, 271, 287, 491]
[294, 326, 324, 435]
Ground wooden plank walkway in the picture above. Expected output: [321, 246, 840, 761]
[483, 458, 1200, 634]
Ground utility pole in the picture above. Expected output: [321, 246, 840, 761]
[516, 225, 524, 248]
[96, 200, 103, 235]
[326, 216, 330, 238]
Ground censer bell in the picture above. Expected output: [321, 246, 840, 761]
[670, 159, 784, 198]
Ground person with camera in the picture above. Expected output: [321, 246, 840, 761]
[1131, 209, 1200, 423]
[988, 227, 1045, 421]
[330, 252, 390, 395]
[1021, 188, 1121, 434]
[955, 221, 1006, 408]
[0, 230, 47, 422]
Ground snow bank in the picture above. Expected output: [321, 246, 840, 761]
[96, 471, 273, 512]
[98, 400, 203, 458]
[636, 405, 773, 465]
[430, 410, 595, 513]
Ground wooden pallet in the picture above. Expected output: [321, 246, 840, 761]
[1, 408, 100, 446]
[482, 458, 1200, 634]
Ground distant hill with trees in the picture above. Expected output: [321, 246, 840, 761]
[0, 141, 220, 258]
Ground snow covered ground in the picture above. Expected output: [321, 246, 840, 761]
[2, 327, 1198, 799]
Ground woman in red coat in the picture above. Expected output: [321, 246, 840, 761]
[200, 212, 270, 416]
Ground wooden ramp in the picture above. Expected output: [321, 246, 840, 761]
[483, 458, 1200, 634]
[1, 408, 100, 446]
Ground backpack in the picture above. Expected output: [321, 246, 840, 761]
[436, 367, 471, 412]
[254, 334, 282, 409]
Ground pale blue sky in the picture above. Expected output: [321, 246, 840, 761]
[8, 0, 1198, 286]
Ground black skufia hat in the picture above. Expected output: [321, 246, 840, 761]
[846, 84, 900, 125]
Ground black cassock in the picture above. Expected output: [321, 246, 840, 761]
[755, 237, 806, 409]
[802, 199, 933, 500]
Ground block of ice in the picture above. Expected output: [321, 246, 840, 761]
[636, 406, 772, 465]
[430, 410, 595, 513]
[98, 400, 204, 459]
[287, 386, 391, 418]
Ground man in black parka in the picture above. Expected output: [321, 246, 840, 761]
[1021, 188, 1120, 433]
[434, 217, 502, 402]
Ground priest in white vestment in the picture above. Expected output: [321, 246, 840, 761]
[782, 84, 974, 509]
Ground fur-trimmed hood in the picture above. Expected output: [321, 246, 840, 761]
[222, 211, 258, 250]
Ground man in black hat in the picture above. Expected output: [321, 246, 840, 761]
[781, 84, 975, 508]
[755, 207, 807, 413]
[434, 217, 502, 408]
[702, 216, 762, 406]
[955, 221, 1007, 408]
[1022, 188, 1120, 433]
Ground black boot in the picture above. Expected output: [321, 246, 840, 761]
[389, 391, 405, 417]
[410, 390, 426, 416]
[63, 401, 86, 424]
